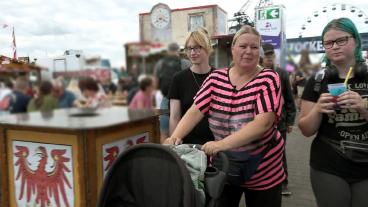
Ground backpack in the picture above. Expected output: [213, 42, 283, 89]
[158, 56, 181, 97]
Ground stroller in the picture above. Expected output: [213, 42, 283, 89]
[97, 143, 229, 207]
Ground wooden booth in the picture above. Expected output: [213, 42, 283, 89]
[0, 56, 44, 84]
[0, 106, 162, 207]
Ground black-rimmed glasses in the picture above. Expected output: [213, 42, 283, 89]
[184, 45, 202, 53]
[323, 36, 353, 49]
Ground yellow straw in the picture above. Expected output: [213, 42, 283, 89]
[344, 66, 353, 86]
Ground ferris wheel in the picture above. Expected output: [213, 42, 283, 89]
[299, 3, 368, 38]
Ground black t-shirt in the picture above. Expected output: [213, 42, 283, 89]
[296, 71, 308, 86]
[9, 91, 31, 114]
[168, 67, 215, 144]
[302, 74, 368, 181]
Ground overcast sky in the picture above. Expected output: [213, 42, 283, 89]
[0, 0, 367, 68]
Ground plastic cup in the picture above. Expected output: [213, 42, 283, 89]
[327, 83, 347, 109]
[328, 83, 347, 96]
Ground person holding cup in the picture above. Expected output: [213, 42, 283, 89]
[298, 18, 368, 207]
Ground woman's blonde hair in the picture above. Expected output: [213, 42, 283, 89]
[184, 27, 213, 54]
[231, 25, 261, 47]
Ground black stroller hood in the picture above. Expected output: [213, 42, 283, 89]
[98, 143, 229, 207]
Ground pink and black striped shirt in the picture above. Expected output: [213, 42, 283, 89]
[194, 68, 285, 190]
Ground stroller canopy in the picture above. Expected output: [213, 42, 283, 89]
[98, 143, 199, 207]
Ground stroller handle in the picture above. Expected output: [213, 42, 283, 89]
[188, 144, 229, 173]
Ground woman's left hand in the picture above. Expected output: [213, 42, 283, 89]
[201, 141, 226, 156]
[337, 91, 365, 112]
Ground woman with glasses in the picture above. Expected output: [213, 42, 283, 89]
[166, 28, 214, 144]
[165, 26, 285, 207]
[299, 18, 368, 207]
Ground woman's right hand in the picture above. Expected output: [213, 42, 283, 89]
[315, 93, 335, 114]
[163, 137, 182, 145]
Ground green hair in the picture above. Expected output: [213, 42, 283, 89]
[321, 17, 364, 66]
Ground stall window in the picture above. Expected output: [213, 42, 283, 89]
[189, 14, 204, 31]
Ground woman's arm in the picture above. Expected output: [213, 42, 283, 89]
[164, 104, 204, 145]
[202, 112, 275, 155]
[169, 99, 181, 135]
[298, 93, 335, 137]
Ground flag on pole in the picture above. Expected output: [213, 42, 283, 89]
[12, 27, 17, 60]
[2, 24, 8, 29]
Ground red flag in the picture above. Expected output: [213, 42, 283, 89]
[12, 27, 17, 60]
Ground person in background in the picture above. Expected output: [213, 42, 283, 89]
[52, 77, 76, 108]
[129, 76, 154, 110]
[27, 80, 58, 112]
[0, 79, 13, 102]
[66, 78, 83, 100]
[299, 18, 368, 207]
[167, 28, 214, 145]
[295, 49, 313, 109]
[154, 42, 192, 140]
[101, 74, 117, 96]
[8, 77, 31, 114]
[262, 43, 296, 196]
[0, 79, 13, 112]
[76, 77, 111, 108]
[165, 26, 285, 207]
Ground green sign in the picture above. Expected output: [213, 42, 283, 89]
[258, 8, 280, 20]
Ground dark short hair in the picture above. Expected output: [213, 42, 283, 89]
[168, 42, 179, 52]
[78, 77, 99, 92]
[139, 77, 153, 91]
[39, 81, 53, 95]
[262, 43, 275, 55]
[4, 79, 13, 89]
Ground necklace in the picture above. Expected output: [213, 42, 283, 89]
[191, 70, 201, 89]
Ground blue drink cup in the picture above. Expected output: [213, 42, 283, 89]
[327, 83, 347, 110]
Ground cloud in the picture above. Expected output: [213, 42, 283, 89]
[1, 0, 367, 68]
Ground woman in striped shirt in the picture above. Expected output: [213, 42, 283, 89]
[165, 26, 285, 207]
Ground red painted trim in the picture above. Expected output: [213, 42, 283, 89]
[172, 5, 227, 14]
[139, 4, 227, 16]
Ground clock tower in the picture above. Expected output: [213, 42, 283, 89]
[150, 3, 172, 43]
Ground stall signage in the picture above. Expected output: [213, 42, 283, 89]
[258, 8, 280, 20]
[12, 141, 74, 207]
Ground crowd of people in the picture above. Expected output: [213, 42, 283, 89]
[0, 76, 116, 114]
[0, 17, 367, 207]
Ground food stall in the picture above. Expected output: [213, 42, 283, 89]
[0, 106, 162, 207]
[0, 56, 44, 84]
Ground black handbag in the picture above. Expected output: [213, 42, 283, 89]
[223, 136, 278, 186]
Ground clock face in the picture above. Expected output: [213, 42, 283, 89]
[151, 7, 170, 29]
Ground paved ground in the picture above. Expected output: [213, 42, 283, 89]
[280, 124, 317, 207]
[240, 117, 317, 207]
